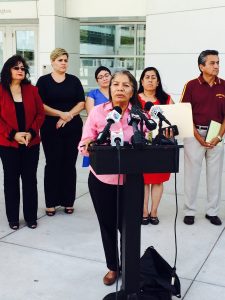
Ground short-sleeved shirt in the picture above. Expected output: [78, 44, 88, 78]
[87, 88, 108, 106]
[181, 75, 225, 126]
[36, 73, 85, 134]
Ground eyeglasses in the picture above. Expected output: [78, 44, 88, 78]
[97, 73, 111, 80]
[12, 66, 26, 71]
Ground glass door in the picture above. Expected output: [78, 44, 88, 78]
[14, 29, 37, 83]
[0, 25, 38, 83]
[0, 27, 6, 68]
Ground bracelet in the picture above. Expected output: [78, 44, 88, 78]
[217, 135, 222, 142]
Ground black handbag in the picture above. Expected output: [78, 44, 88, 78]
[140, 246, 181, 300]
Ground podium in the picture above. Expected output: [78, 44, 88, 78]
[89, 144, 182, 300]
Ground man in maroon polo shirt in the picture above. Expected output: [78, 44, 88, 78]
[181, 49, 225, 225]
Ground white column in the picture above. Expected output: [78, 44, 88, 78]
[38, 0, 80, 77]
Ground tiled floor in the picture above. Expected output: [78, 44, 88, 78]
[0, 145, 225, 300]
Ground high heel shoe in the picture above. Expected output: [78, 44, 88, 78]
[9, 222, 19, 230]
[27, 221, 37, 229]
[46, 209, 56, 216]
[64, 207, 74, 214]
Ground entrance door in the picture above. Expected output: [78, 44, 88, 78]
[0, 25, 38, 83]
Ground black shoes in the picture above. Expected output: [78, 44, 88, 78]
[64, 208, 74, 214]
[27, 221, 37, 229]
[141, 215, 159, 225]
[46, 209, 56, 216]
[9, 222, 19, 230]
[141, 216, 150, 225]
[184, 215, 222, 226]
[205, 215, 222, 226]
[149, 215, 159, 225]
[183, 216, 195, 225]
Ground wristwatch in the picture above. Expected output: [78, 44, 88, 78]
[217, 135, 222, 142]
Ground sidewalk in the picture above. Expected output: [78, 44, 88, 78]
[0, 145, 225, 300]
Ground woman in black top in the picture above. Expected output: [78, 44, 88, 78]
[36, 48, 85, 216]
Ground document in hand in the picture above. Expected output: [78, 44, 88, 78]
[205, 120, 222, 145]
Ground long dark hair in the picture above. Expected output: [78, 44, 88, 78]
[0, 54, 30, 90]
[138, 67, 169, 104]
[109, 70, 141, 107]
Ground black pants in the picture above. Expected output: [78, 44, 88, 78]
[0, 145, 40, 223]
[88, 172, 124, 271]
[41, 131, 81, 208]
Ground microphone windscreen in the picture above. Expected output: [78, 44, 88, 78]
[144, 101, 154, 111]
[150, 106, 163, 118]
[113, 106, 122, 114]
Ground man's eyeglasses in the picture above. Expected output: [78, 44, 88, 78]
[97, 73, 111, 80]
[12, 66, 26, 71]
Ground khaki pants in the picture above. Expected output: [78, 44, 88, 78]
[184, 129, 224, 216]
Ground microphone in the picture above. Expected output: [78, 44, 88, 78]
[144, 101, 154, 112]
[111, 130, 124, 149]
[150, 106, 171, 126]
[128, 107, 146, 149]
[96, 106, 122, 144]
[132, 105, 157, 131]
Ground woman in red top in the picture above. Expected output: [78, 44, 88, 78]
[138, 67, 173, 225]
[0, 55, 45, 230]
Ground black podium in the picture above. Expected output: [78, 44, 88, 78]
[89, 144, 182, 300]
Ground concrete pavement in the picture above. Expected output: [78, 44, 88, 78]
[0, 145, 225, 300]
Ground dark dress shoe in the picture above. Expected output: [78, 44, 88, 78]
[183, 216, 195, 225]
[27, 221, 37, 229]
[46, 209, 56, 216]
[149, 215, 159, 225]
[141, 216, 150, 225]
[205, 215, 222, 225]
[103, 271, 117, 286]
[9, 222, 19, 230]
[64, 208, 74, 214]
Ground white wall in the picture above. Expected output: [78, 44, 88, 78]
[145, 0, 225, 102]
[66, 0, 147, 18]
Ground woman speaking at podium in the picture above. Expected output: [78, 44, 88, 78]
[79, 70, 143, 286]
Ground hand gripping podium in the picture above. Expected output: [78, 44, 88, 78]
[89, 144, 182, 300]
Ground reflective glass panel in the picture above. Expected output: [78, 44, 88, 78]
[15, 30, 35, 81]
[0, 31, 3, 68]
[136, 24, 145, 56]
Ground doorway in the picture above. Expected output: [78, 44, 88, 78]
[0, 25, 38, 83]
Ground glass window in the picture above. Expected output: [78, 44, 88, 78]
[15, 30, 35, 82]
[80, 23, 145, 93]
[0, 31, 3, 68]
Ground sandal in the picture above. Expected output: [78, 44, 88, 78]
[46, 209, 56, 216]
[9, 222, 19, 230]
[149, 215, 159, 225]
[27, 221, 37, 229]
[64, 207, 74, 214]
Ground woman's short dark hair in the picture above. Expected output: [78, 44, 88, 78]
[109, 70, 140, 107]
[95, 66, 111, 80]
[138, 67, 169, 105]
[0, 54, 30, 90]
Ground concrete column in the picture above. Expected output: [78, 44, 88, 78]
[38, 0, 80, 77]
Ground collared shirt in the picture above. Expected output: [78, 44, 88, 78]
[180, 75, 225, 126]
[79, 101, 139, 185]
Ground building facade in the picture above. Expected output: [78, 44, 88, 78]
[0, 0, 225, 100]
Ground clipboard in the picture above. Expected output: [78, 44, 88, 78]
[205, 120, 222, 145]
[151, 103, 194, 139]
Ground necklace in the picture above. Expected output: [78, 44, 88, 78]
[143, 92, 157, 102]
